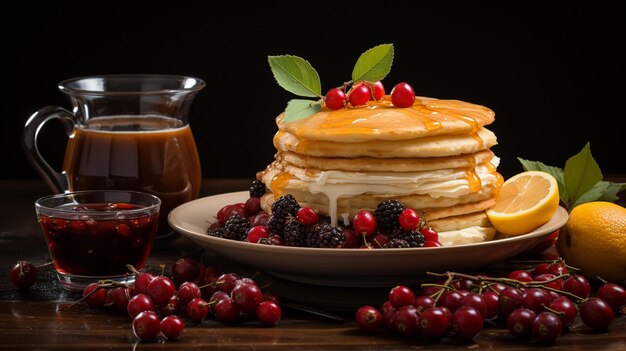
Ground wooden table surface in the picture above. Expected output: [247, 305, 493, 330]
[1, 178, 624, 350]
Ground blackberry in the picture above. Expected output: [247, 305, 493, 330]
[282, 217, 307, 247]
[384, 238, 410, 248]
[222, 213, 250, 241]
[207, 228, 225, 238]
[390, 228, 425, 248]
[271, 194, 301, 219]
[307, 223, 345, 248]
[267, 215, 286, 236]
[249, 180, 266, 198]
[374, 200, 405, 233]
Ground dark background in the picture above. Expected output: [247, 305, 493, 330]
[5, 1, 625, 184]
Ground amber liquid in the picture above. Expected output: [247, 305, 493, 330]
[63, 116, 202, 236]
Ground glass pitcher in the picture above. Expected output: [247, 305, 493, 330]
[23, 75, 204, 238]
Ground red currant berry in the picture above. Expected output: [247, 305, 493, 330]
[580, 297, 615, 330]
[498, 287, 523, 318]
[244, 197, 262, 216]
[398, 208, 420, 231]
[521, 288, 550, 313]
[390, 82, 415, 108]
[451, 279, 474, 291]
[177, 281, 202, 306]
[132, 311, 161, 341]
[437, 290, 464, 313]
[507, 308, 536, 339]
[208, 291, 229, 315]
[246, 225, 269, 243]
[133, 272, 155, 295]
[418, 307, 450, 338]
[460, 293, 487, 318]
[451, 306, 483, 339]
[482, 290, 500, 319]
[348, 83, 371, 107]
[563, 274, 591, 299]
[257, 301, 282, 325]
[391, 305, 420, 336]
[214, 296, 241, 323]
[372, 81, 385, 101]
[147, 276, 176, 306]
[371, 232, 389, 248]
[548, 296, 577, 326]
[420, 227, 438, 242]
[324, 88, 346, 110]
[171, 258, 202, 286]
[355, 305, 383, 333]
[353, 210, 377, 238]
[296, 207, 319, 225]
[531, 312, 562, 342]
[507, 270, 533, 282]
[216, 273, 239, 294]
[128, 293, 155, 318]
[380, 300, 396, 327]
[9, 261, 38, 290]
[596, 283, 626, 313]
[217, 203, 247, 224]
[231, 282, 263, 314]
[187, 297, 209, 322]
[160, 315, 185, 340]
[341, 227, 360, 248]
[105, 287, 131, 311]
[389, 285, 415, 308]
[159, 294, 181, 316]
[82, 283, 107, 308]
[533, 273, 564, 290]
[413, 295, 436, 313]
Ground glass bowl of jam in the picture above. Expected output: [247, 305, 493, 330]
[35, 190, 161, 292]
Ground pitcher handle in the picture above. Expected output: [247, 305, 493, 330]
[22, 106, 76, 193]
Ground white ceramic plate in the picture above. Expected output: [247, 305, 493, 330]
[169, 191, 568, 287]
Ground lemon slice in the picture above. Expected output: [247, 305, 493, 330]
[486, 171, 559, 236]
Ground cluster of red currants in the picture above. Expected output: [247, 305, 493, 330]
[324, 81, 416, 110]
[355, 261, 625, 343]
[79, 258, 282, 342]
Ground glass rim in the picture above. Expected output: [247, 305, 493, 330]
[58, 74, 206, 96]
[35, 190, 161, 216]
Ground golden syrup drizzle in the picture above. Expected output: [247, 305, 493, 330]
[493, 172, 504, 196]
[470, 132, 484, 147]
[269, 172, 294, 197]
[465, 168, 483, 193]
[294, 138, 310, 154]
[409, 104, 443, 131]
[485, 161, 497, 173]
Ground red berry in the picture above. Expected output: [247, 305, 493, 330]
[507, 270, 533, 282]
[132, 311, 161, 341]
[418, 307, 450, 338]
[389, 285, 415, 308]
[533, 273, 564, 290]
[372, 81, 385, 101]
[105, 287, 131, 311]
[214, 296, 240, 323]
[451, 306, 483, 339]
[177, 281, 202, 306]
[257, 301, 282, 325]
[391, 305, 420, 336]
[420, 227, 438, 242]
[531, 312, 562, 342]
[231, 282, 263, 314]
[9, 261, 38, 290]
[262, 292, 281, 304]
[348, 83, 371, 106]
[217, 204, 247, 224]
[296, 207, 319, 225]
[246, 225, 269, 243]
[371, 232, 389, 248]
[160, 315, 185, 339]
[596, 283, 626, 313]
[390, 82, 415, 108]
[398, 208, 420, 231]
[580, 297, 615, 330]
[460, 293, 487, 318]
[413, 295, 436, 313]
[187, 297, 209, 322]
[507, 308, 536, 339]
[549, 296, 577, 326]
[341, 227, 361, 248]
[159, 294, 181, 316]
[380, 300, 396, 327]
[437, 290, 464, 313]
[244, 197, 262, 216]
[353, 210, 377, 238]
[355, 305, 383, 333]
[82, 283, 107, 307]
[133, 272, 155, 295]
[208, 291, 229, 315]
[171, 258, 201, 286]
[498, 287, 523, 318]
[324, 88, 346, 110]
[147, 276, 176, 306]
[563, 274, 591, 299]
[521, 288, 550, 313]
[482, 290, 500, 319]
[424, 240, 442, 247]
[216, 273, 239, 294]
[128, 293, 155, 318]
[451, 279, 474, 291]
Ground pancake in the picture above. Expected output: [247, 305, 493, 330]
[278, 96, 495, 143]
[274, 127, 497, 158]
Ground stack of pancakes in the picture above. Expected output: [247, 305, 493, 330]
[257, 96, 503, 245]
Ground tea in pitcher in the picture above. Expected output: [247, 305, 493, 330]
[63, 115, 202, 236]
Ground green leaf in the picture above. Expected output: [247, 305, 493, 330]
[598, 182, 626, 202]
[518, 157, 569, 203]
[572, 181, 610, 207]
[283, 99, 322, 123]
[563, 142, 603, 206]
[351, 44, 394, 83]
[268, 55, 322, 98]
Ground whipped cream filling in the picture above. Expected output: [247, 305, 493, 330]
[301, 157, 500, 225]
[437, 226, 496, 246]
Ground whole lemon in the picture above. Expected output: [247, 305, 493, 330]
[557, 201, 626, 283]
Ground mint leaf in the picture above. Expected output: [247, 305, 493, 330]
[572, 181, 610, 207]
[563, 142, 603, 205]
[351, 44, 394, 83]
[518, 157, 568, 203]
[268, 55, 322, 98]
[283, 99, 322, 123]
[598, 182, 626, 202]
